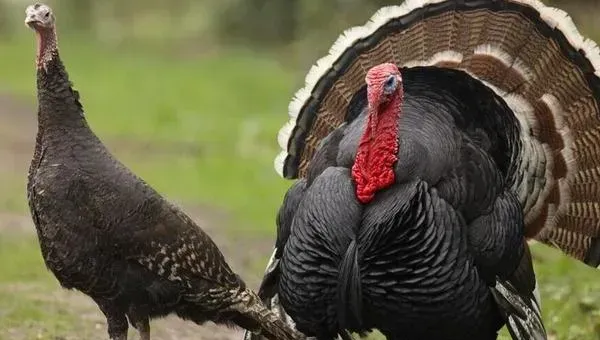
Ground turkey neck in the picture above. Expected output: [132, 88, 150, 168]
[34, 26, 88, 136]
[352, 91, 402, 204]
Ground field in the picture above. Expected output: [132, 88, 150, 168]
[0, 27, 599, 340]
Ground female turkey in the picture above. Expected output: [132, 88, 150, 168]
[24, 3, 303, 340]
[246, 0, 600, 339]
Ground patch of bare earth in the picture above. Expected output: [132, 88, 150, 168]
[0, 94, 272, 340]
[0, 94, 36, 175]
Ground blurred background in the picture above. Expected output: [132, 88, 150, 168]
[0, 0, 598, 339]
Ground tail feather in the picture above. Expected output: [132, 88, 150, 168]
[235, 289, 304, 340]
[491, 280, 547, 340]
[274, 0, 600, 267]
[243, 293, 303, 340]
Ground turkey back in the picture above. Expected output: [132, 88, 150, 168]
[274, 0, 600, 268]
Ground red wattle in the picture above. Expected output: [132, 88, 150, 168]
[351, 96, 401, 204]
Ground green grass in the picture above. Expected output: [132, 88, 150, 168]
[0, 236, 48, 284]
[530, 244, 600, 339]
[0, 235, 80, 340]
[0, 173, 28, 213]
[0, 289, 79, 340]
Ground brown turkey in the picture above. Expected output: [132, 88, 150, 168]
[24, 3, 303, 340]
[244, 0, 600, 340]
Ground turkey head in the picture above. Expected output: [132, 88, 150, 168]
[352, 63, 403, 204]
[25, 2, 57, 71]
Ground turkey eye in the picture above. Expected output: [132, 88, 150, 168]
[44, 12, 50, 18]
[383, 75, 397, 94]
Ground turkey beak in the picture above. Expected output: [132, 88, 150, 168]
[25, 17, 39, 29]
[25, 6, 41, 28]
[25, 14, 40, 28]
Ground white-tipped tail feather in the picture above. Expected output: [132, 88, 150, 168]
[491, 280, 547, 340]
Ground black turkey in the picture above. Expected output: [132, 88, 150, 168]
[245, 0, 600, 339]
[24, 3, 303, 340]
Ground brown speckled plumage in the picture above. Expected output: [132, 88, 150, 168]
[25, 3, 302, 340]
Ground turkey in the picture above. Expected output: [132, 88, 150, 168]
[245, 0, 600, 339]
[24, 3, 303, 340]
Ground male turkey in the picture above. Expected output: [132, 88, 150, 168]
[245, 0, 600, 339]
[24, 3, 303, 340]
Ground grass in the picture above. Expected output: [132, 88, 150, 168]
[526, 245, 600, 339]
[0, 34, 599, 339]
[0, 175, 28, 213]
[0, 234, 80, 339]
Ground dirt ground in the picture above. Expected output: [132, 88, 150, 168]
[0, 93, 272, 340]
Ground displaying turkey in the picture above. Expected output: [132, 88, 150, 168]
[24, 3, 303, 340]
[245, 0, 600, 339]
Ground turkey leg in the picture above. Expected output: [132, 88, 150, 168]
[128, 307, 151, 340]
[95, 298, 128, 340]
